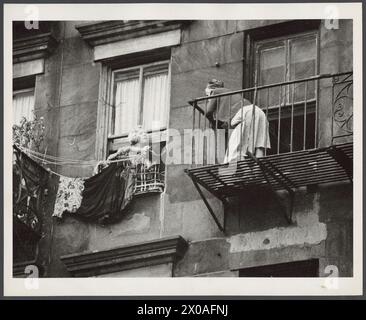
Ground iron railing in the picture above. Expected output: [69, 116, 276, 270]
[331, 72, 354, 144]
[188, 72, 353, 166]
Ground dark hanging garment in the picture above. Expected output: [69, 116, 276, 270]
[75, 161, 135, 223]
[13, 145, 48, 236]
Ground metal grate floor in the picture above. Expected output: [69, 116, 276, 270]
[186, 142, 353, 198]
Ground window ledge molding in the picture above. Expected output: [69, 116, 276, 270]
[75, 20, 190, 47]
[13, 32, 58, 64]
[60, 235, 188, 277]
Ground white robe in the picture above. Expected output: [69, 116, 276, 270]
[224, 104, 271, 163]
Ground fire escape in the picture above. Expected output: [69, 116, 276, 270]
[185, 72, 353, 233]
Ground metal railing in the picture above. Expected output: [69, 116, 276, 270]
[188, 72, 353, 166]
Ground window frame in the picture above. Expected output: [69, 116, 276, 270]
[95, 47, 172, 161]
[254, 31, 319, 85]
[108, 60, 171, 140]
[101, 60, 170, 194]
[254, 31, 319, 107]
[247, 27, 320, 154]
[12, 86, 35, 125]
[243, 20, 321, 89]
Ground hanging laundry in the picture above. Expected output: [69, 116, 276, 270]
[53, 161, 135, 223]
[53, 176, 85, 218]
[13, 144, 49, 234]
[75, 161, 135, 223]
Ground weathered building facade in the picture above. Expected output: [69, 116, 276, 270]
[13, 19, 353, 278]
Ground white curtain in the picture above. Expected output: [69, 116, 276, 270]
[114, 77, 140, 135]
[13, 90, 35, 125]
[142, 72, 169, 131]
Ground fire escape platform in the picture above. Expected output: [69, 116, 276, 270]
[185, 142, 353, 199]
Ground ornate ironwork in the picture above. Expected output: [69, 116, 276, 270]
[332, 72, 353, 142]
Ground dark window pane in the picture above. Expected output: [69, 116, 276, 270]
[239, 259, 319, 277]
[267, 103, 316, 154]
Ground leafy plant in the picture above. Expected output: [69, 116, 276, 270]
[13, 114, 46, 152]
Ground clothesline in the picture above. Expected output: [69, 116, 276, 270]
[17, 150, 92, 178]
[19, 145, 95, 164]
[17, 145, 135, 164]
[17, 145, 138, 165]
[15, 144, 147, 179]
[15, 144, 160, 181]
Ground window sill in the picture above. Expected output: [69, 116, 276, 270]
[108, 129, 167, 153]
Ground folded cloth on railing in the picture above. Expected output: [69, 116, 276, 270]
[53, 161, 135, 223]
[224, 104, 271, 163]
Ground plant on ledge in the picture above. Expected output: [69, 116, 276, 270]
[12, 115, 46, 152]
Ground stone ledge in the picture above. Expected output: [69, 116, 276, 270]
[60, 235, 188, 277]
[75, 20, 190, 47]
[13, 32, 58, 64]
[193, 270, 238, 277]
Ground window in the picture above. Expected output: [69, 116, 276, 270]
[13, 88, 35, 125]
[110, 61, 170, 137]
[254, 31, 318, 154]
[238, 259, 319, 277]
[256, 32, 318, 104]
[105, 61, 170, 194]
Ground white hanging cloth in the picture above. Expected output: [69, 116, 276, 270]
[52, 176, 85, 218]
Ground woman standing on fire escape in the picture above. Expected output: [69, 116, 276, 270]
[204, 79, 271, 163]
